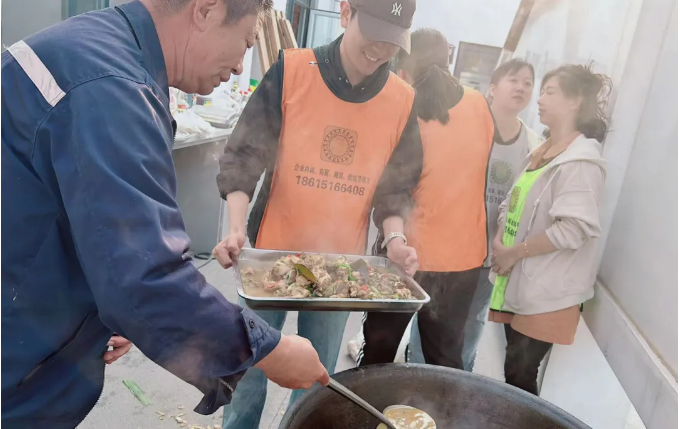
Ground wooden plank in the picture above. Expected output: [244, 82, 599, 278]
[282, 16, 298, 49]
[276, 16, 288, 49]
[277, 11, 290, 49]
[264, 11, 282, 64]
[255, 26, 271, 75]
[254, 10, 297, 74]
[278, 17, 292, 49]
[503, 0, 535, 52]
[274, 12, 285, 50]
[275, 11, 298, 50]
[260, 16, 273, 67]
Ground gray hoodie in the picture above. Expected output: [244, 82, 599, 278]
[491, 134, 607, 315]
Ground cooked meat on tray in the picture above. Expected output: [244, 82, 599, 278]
[240, 254, 414, 300]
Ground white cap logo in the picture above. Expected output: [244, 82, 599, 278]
[391, 3, 403, 16]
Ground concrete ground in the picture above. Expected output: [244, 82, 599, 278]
[79, 257, 507, 429]
[78, 259, 643, 429]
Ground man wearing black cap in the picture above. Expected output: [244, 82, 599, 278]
[213, 0, 420, 427]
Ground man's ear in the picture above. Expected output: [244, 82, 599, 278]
[340, 1, 352, 29]
[193, 0, 222, 31]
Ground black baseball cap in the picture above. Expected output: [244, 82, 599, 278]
[348, 0, 417, 53]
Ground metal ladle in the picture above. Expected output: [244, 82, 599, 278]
[327, 378, 397, 429]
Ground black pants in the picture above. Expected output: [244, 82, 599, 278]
[359, 267, 480, 369]
[504, 324, 553, 395]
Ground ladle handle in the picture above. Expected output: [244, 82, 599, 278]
[327, 378, 397, 429]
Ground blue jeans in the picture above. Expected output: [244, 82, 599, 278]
[222, 298, 349, 429]
[407, 268, 493, 370]
[406, 314, 425, 364]
[462, 268, 494, 371]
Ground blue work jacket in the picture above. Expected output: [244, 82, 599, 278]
[1, 2, 279, 427]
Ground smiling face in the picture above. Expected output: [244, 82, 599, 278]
[179, 1, 258, 95]
[339, 3, 400, 81]
[538, 75, 582, 129]
[489, 66, 534, 114]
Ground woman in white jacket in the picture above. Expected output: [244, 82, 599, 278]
[489, 63, 612, 395]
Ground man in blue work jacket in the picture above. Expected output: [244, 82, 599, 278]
[1, 1, 329, 427]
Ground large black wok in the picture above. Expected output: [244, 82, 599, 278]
[280, 364, 590, 429]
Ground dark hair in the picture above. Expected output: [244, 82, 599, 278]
[490, 58, 535, 86]
[161, 0, 273, 24]
[541, 62, 613, 143]
[395, 28, 458, 124]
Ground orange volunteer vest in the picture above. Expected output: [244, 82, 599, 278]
[405, 87, 495, 272]
[256, 49, 415, 255]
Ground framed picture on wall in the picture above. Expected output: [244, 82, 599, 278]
[453, 41, 502, 96]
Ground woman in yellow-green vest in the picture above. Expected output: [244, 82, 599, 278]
[489, 63, 612, 395]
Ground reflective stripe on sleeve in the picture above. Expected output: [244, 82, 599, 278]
[8, 40, 66, 107]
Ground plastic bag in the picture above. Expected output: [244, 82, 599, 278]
[193, 88, 242, 128]
[173, 109, 215, 141]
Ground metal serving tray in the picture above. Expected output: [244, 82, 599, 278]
[233, 248, 430, 312]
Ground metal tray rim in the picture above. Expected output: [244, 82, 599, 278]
[233, 248, 431, 307]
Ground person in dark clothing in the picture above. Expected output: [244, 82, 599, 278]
[212, 1, 421, 427]
[358, 28, 496, 369]
[1, 1, 328, 427]
[503, 323, 553, 394]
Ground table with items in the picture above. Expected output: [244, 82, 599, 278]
[170, 83, 252, 255]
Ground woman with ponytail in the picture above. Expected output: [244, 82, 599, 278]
[358, 28, 497, 368]
[488, 63, 612, 395]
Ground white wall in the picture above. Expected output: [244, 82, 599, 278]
[598, 0, 678, 378]
[412, 0, 521, 66]
[411, 0, 520, 46]
[512, 0, 678, 427]
[512, 0, 643, 132]
[1, 0, 62, 46]
[273, 0, 288, 12]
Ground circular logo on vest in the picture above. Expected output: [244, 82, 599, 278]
[490, 159, 513, 185]
[321, 126, 358, 165]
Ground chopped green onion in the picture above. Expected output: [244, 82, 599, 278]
[337, 263, 355, 281]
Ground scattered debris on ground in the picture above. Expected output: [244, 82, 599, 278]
[122, 379, 152, 406]
[151, 408, 220, 429]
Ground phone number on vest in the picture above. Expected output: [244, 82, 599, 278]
[295, 175, 365, 195]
